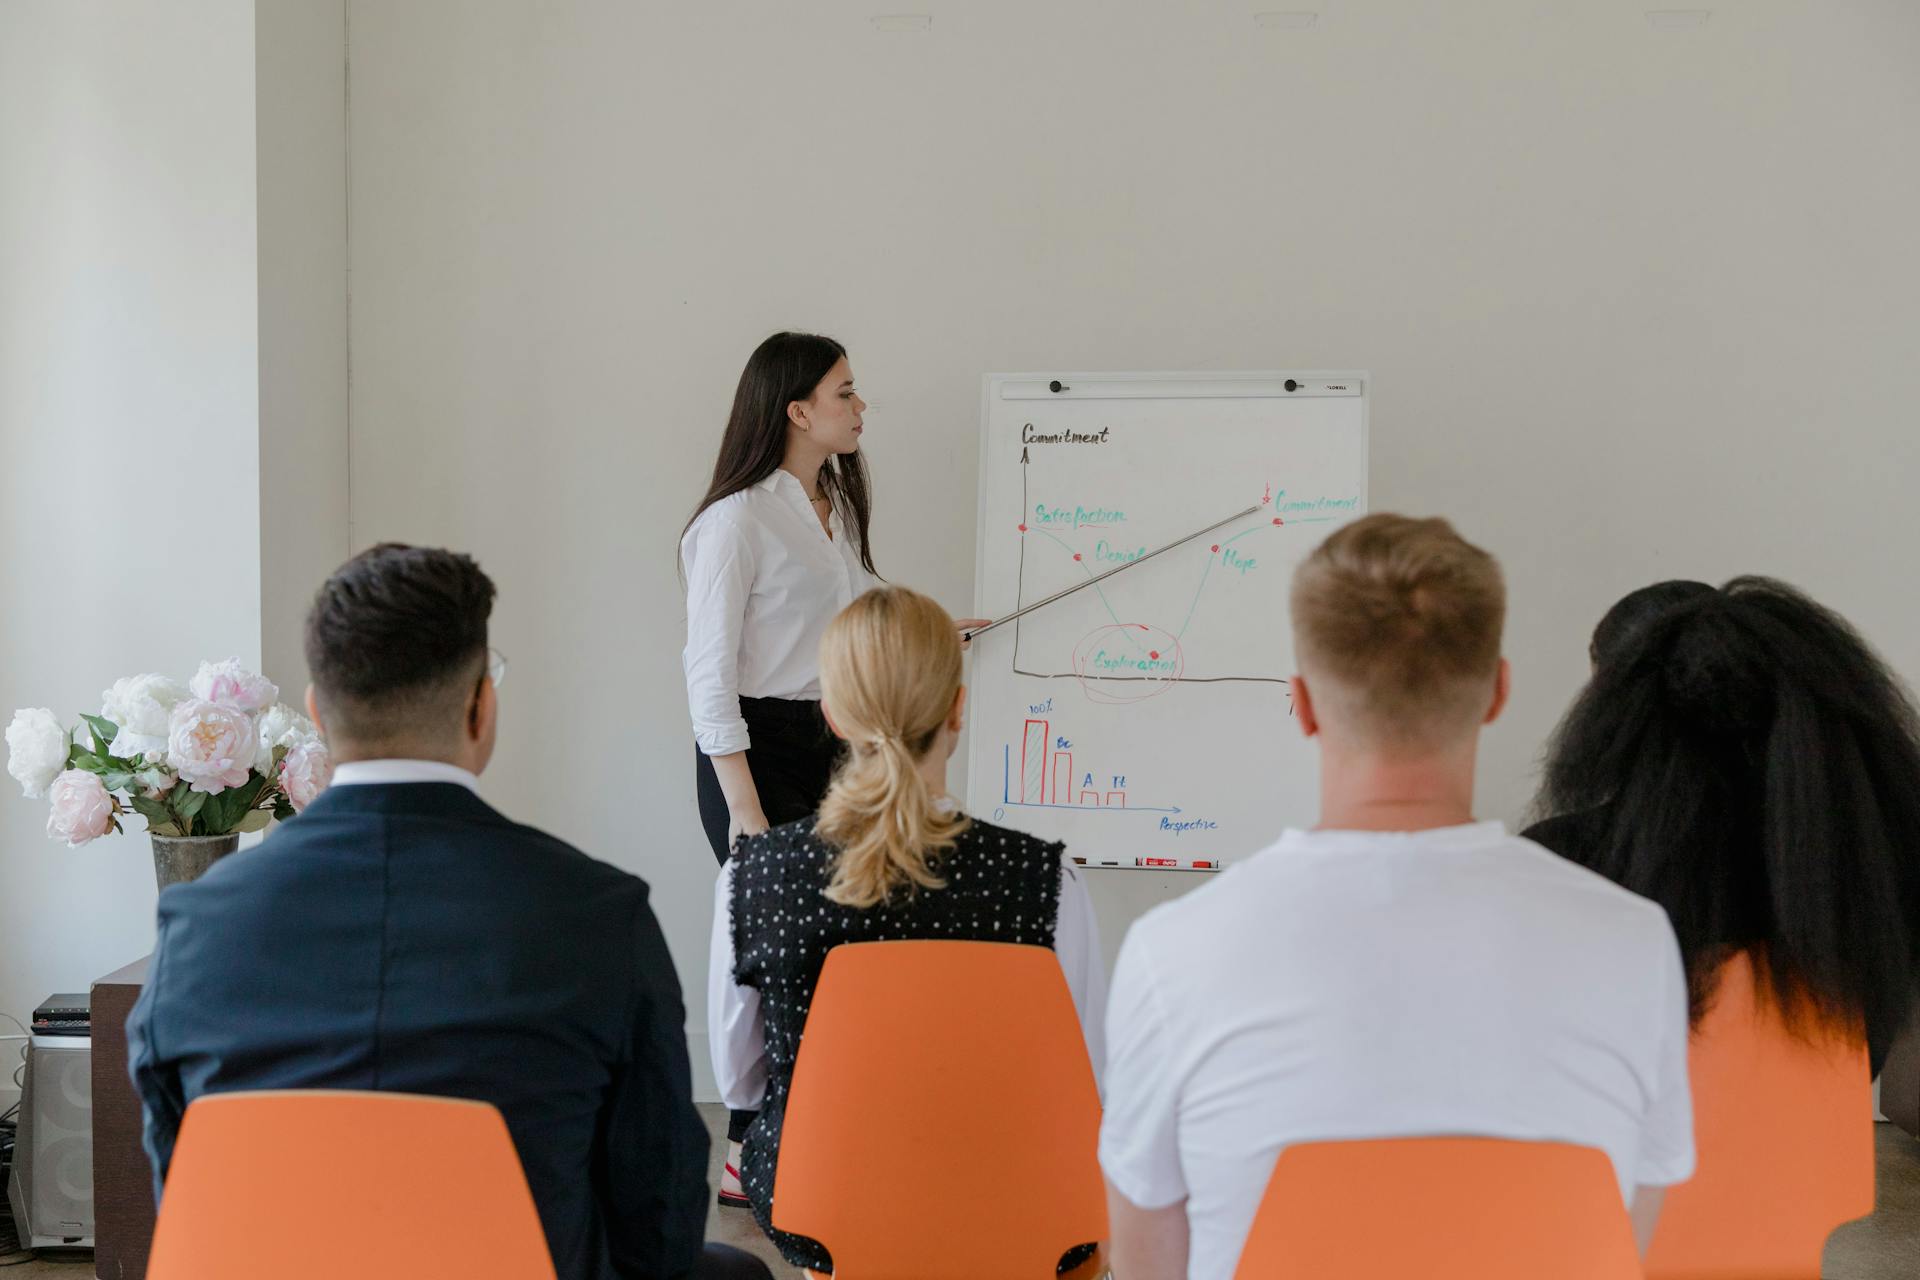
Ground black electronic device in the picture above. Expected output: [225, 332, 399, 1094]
[29, 994, 90, 1038]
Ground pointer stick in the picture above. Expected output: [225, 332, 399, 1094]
[964, 505, 1263, 642]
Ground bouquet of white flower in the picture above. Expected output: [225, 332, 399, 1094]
[6, 658, 333, 847]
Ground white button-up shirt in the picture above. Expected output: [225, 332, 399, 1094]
[681, 470, 880, 756]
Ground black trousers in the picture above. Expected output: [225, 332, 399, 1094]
[696, 697, 840, 1145]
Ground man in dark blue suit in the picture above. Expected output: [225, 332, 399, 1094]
[128, 544, 769, 1280]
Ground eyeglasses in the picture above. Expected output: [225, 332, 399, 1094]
[487, 647, 509, 689]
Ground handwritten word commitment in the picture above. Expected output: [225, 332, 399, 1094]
[1023, 422, 1111, 446]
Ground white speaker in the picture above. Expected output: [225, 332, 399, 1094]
[4, 1034, 93, 1249]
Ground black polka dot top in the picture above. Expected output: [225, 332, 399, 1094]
[727, 813, 1068, 1271]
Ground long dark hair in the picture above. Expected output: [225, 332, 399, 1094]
[1534, 577, 1920, 1052]
[682, 331, 878, 576]
[1588, 579, 1715, 668]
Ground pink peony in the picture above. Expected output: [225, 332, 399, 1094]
[279, 739, 332, 812]
[47, 770, 116, 846]
[189, 658, 278, 714]
[166, 698, 257, 794]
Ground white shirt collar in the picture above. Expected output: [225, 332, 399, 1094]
[329, 759, 483, 795]
[756, 467, 844, 534]
[1277, 819, 1508, 852]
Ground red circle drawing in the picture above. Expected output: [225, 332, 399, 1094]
[1072, 553, 1082, 561]
[1211, 544, 1220, 552]
[1071, 625, 1184, 705]
[1018, 523, 1028, 532]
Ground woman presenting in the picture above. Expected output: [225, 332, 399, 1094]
[680, 331, 982, 1202]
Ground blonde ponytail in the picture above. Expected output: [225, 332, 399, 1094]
[815, 588, 970, 908]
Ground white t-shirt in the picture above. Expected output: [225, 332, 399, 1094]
[1098, 821, 1694, 1280]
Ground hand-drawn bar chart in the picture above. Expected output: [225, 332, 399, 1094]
[1001, 708, 1166, 813]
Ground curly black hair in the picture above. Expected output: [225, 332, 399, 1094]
[1535, 576, 1920, 1061]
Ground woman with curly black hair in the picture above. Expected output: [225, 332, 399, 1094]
[1528, 577, 1920, 1072]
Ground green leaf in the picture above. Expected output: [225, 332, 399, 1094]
[229, 773, 270, 811]
[236, 809, 273, 834]
[196, 777, 258, 836]
[196, 792, 232, 835]
[174, 789, 208, 822]
[81, 714, 120, 756]
[66, 743, 88, 768]
[129, 795, 173, 829]
[102, 771, 135, 792]
[71, 752, 107, 774]
[273, 799, 297, 822]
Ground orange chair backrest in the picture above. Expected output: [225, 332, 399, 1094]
[1646, 952, 1875, 1280]
[771, 940, 1106, 1279]
[1233, 1137, 1643, 1280]
[148, 1090, 556, 1280]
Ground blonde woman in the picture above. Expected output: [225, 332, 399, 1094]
[707, 586, 1105, 1272]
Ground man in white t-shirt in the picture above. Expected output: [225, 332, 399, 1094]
[1099, 514, 1695, 1280]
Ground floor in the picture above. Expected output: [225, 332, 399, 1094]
[8, 1110, 1917, 1277]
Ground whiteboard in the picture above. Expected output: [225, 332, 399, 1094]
[965, 372, 1369, 870]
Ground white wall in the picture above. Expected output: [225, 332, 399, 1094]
[336, 0, 1919, 1091]
[257, 0, 350, 683]
[0, 2, 262, 1047]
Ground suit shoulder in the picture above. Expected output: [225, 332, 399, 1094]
[497, 820, 651, 896]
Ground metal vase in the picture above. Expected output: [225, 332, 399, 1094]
[150, 832, 240, 891]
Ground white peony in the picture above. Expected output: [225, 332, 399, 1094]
[254, 702, 320, 773]
[46, 770, 116, 846]
[166, 698, 258, 794]
[279, 738, 333, 812]
[6, 708, 71, 799]
[189, 658, 278, 714]
[101, 673, 188, 760]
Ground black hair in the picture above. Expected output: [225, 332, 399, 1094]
[1589, 579, 1716, 668]
[682, 331, 877, 576]
[1535, 576, 1920, 1053]
[304, 543, 496, 743]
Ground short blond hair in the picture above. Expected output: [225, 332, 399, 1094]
[1290, 513, 1505, 748]
[816, 587, 970, 908]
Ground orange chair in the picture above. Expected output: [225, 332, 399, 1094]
[770, 940, 1106, 1279]
[1646, 953, 1875, 1279]
[1232, 1137, 1643, 1279]
[148, 1090, 556, 1280]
